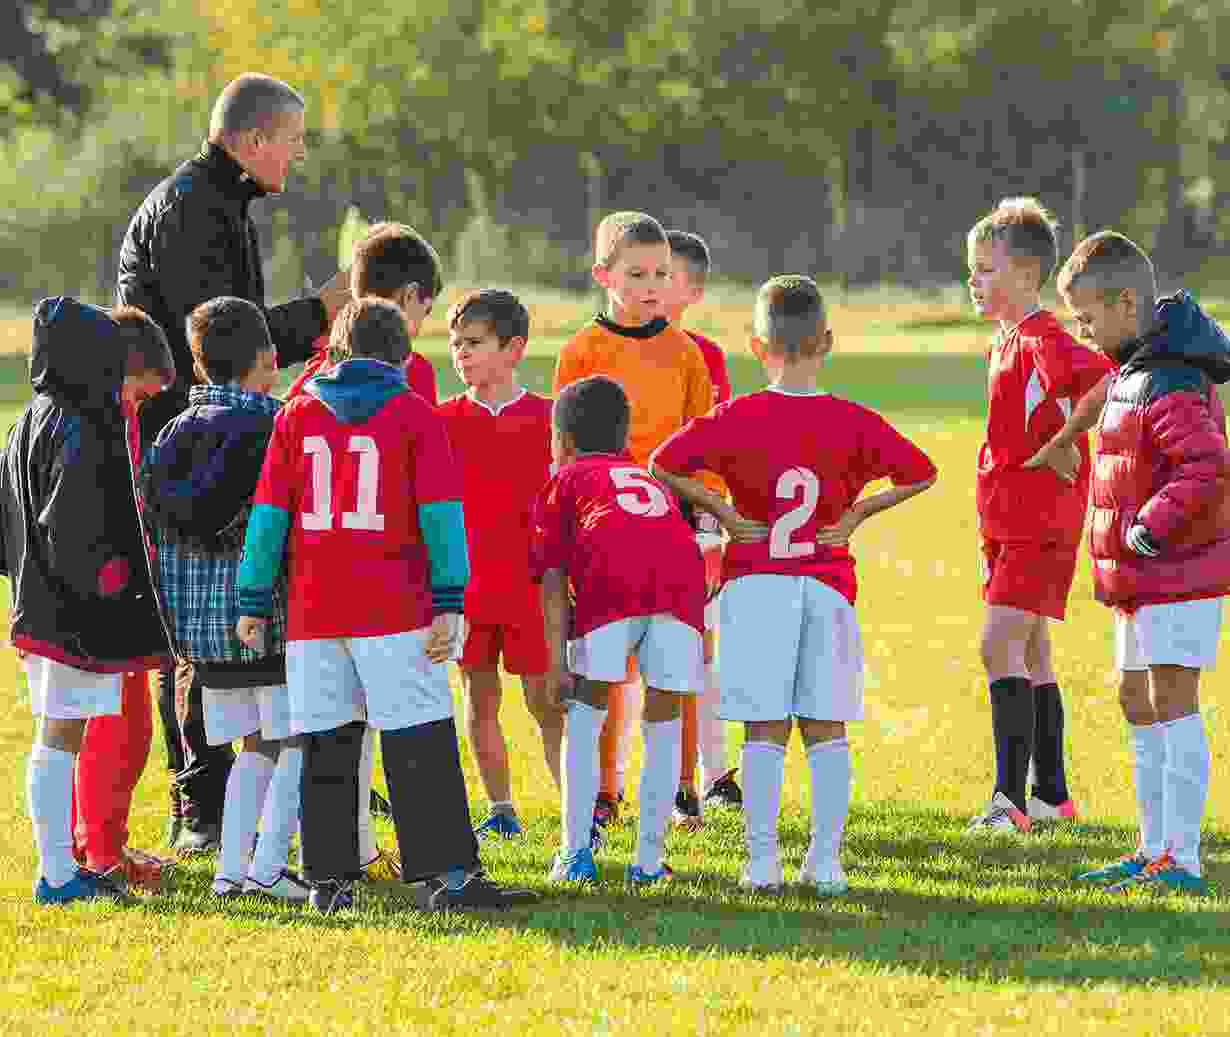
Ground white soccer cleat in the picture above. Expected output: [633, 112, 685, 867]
[1026, 796, 1077, 822]
[967, 791, 1032, 834]
[244, 868, 311, 901]
[799, 855, 849, 897]
[739, 857, 784, 893]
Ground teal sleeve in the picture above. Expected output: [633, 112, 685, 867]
[237, 503, 290, 617]
[418, 499, 469, 614]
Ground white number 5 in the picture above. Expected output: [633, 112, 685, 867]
[610, 466, 670, 517]
[301, 435, 386, 532]
[769, 467, 819, 559]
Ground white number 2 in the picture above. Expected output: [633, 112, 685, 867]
[769, 467, 820, 559]
[610, 466, 670, 517]
[301, 435, 386, 532]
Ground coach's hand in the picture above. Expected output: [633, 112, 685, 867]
[425, 613, 463, 663]
[317, 267, 353, 321]
[236, 616, 268, 655]
[1024, 442, 1080, 483]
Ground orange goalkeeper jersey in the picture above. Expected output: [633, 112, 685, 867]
[553, 316, 714, 466]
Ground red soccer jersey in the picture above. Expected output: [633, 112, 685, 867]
[977, 310, 1114, 544]
[284, 338, 438, 405]
[530, 452, 705, 638]
[654, 389, 937, 605]
[686, 330, 732, 407]
[437, 390, 552, 624]
[253, 387, 460, 639]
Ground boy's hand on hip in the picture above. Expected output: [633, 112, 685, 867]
[425, 613, 463, 663]
[1024, 442, 1080, 483]
[720, 511, 769, 544]
[236, 616, 268, 655]
[816, 507, 865, 546]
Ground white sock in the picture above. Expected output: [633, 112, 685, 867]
[636, 716, 682, 873]
[805, 737, 851, 869]
[697, 661, 728, 788]
[250, 743, 302, 884]
[1162, 713, 1210, 875]
[28, 743, 77, 887]
[1130, 722, 1166, 858]
[357, 725, 377, 866]
[742, 741, 787, 870]
[216, 751, 274, 885]
[615, 683, 639, 798]
[563, 700, 606, 855]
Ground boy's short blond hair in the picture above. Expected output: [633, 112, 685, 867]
[1058, 230, 1157, 310]
[967, 197, 1060, 289]
[753, 275, 826, 358]
[594, 211, 668, 269]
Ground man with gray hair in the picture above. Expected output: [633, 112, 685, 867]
[116, 73, 351, 855]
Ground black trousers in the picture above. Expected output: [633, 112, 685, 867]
[156, 663, 234, 826]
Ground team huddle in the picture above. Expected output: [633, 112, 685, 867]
[4, 192, 1228, 913]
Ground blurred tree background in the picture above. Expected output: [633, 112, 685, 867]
[3, 0, 1230, 304]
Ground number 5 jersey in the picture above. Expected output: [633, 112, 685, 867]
[652, 388, 937, 606]
[238, 358, 468, 639]
[529, 452, 705, 639]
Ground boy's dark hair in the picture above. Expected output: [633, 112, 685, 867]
[967, 197, 1060, 289]
[447, 288, 530, 345]
[753, 275, 826, 357]
[186, 296, 273, 384]
[667, 230, 711, 282]
[1058, 230, 1158, 316]
[553, 375, 630, 454]
[594, 211, 668, 269]
[351, 223, 444, 302]
[329, 297, 410, 367]
[111, 305, 175, 381]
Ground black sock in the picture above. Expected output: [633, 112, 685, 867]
[989, 677, 1034, 812]
[381, 717, 482, 883]
[300, 720, 365, 883]
[1030, 682, 1069, 805]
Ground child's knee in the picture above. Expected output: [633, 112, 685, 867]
[38, 716, 87, 754]
[242, 733, 279, 760]
[745, 718, 791, 746]
[1118, 670, 1153, 724]
[1149, 664, 1202, 722]
[799, 719, 845, 746]
[642, 688, 682, 723]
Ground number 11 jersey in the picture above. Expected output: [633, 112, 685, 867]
[653, 389, 937, 606]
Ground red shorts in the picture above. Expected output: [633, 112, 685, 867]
[980, 539, 1079, 621]
[460, 619, 549, 676]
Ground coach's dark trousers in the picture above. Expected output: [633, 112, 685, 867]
[156, 663, 234, 829]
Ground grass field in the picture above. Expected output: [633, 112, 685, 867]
[3, 290, 1230, 1035]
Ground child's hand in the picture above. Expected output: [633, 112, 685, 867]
[1023, 442, 1080, 483]
[317, 268, 353, 320]
[719, 511, 770, 544]
[424, 613, 463, 663]
[236, 616, 268, 655]
[816, 507, 864, 546]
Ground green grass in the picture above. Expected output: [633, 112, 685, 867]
[3, 330, 1230, 1036]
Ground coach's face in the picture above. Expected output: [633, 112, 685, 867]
[244, 109, 307, 194]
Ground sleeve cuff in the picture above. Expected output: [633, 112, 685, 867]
[238, 586, 275, 618]
[431, 586, 465, 616]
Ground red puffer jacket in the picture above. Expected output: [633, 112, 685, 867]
[1089, 291, 1230, 609]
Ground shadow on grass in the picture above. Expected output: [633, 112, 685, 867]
[142, 801, 1230, 988]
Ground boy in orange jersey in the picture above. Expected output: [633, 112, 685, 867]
[552, 212, 713, 837]
[965, 198, 1113, 833]
[437, 289, 560, 837]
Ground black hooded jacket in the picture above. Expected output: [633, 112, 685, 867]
[0, 298, 171, 670]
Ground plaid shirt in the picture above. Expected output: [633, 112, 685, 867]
[145, 384, 287, 663]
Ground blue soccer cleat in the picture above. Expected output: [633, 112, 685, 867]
[1076, 851, 1148, 885]
[1108, 852, 1209, 895]
[34, 867, 128, 905]
[549, 847, 598, 883]
[626, 862, 674, 886]
[474, 810, 523, 839]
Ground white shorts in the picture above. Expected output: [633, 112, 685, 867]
[1114, 598, 1223, 671]
[23, 656, 123, 720]
[568, 614, 702, 693]
[203, 685, 293, 745]
[718, 574, 864, 722]
[286, 630, 453, 734]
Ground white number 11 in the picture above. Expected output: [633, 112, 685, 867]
[301, 435, 386, 532]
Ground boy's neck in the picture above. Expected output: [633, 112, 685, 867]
[769, 362, 821, 392]
[467, 377, 522, 410]
[997, 297, 1043, 334]
[606, 301, 657, 328]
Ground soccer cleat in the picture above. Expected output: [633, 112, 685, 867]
[245, 868, 311, 902]
[799, 856, 850, 897]
[549, 847, 599, 883]
[164, 785, 184, 851]
[593, 794, 621, 828]
[360, 847, 402, 881]
[1109, 851, 1210, 895]
[119, 846, 171, 892]
[703, 769, 744, 810]
[673, 786, 704, 830]
[212, 876, 247, 900]
[173, 821, 221, 858]
[369, 788, 393, 819]
[967, 791, 1032, 834]
[308, 878, 355, 914]
[34, 867, 130, 905]
[588, 823, 606, 853]
[739, 858, 785, 893]
[1076, 851, 1149, 885]
[1027, 796, 1077, 822]
[427, 871, 541, 911]
[626, 862, 674, 886]
[474, 810, 523, 839]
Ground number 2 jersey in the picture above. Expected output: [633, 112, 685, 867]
[653, 388, 937, 605]
[239, 358, 468, 640]
[530, 452, 705, 639]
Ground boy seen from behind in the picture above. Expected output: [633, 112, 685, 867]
[652, 276, 936, 894]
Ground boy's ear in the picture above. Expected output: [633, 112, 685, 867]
[818, 327, 834, 358]
[748, 335, 768, 362]
[591, 263, 611, 290]
[504, 335, 528, 362]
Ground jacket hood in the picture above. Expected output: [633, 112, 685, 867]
[1128, 291, 1230, 384]
[30, 297, 125, 412]
[304, 358, 407, 423]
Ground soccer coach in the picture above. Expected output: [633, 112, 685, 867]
[116, 73, 350, 855]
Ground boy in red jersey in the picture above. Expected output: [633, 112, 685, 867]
[965, 199, 1113, 833]
[662, 229, 741, 825]
[237, 299, 537, 913]
[532, 375, 705, 884]
[437, 289, 559, 836]
[652, 276, 936, 894]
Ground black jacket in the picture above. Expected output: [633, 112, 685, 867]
[0, 298, 171, 671]
[116, 142, 327, 439]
